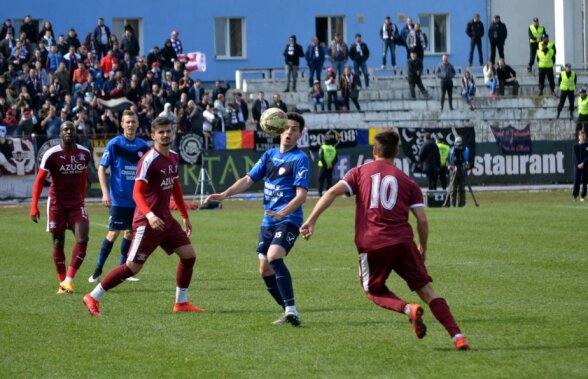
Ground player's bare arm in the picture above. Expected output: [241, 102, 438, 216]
[266, 187, 307, 220]
[205, 175, 254, 203]
[98, 165, 111, 207]
[300, 181, 348, 239]
[411, 206, 428, 259]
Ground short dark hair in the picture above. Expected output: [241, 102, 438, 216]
[373, 129, 400, 159]
[122, 109, 137, 119]
[151, 116, 171, 132]
[355, 33, 362, 38]
[286, 112, 305, 132]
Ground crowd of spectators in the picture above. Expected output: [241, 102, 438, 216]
[0, 16, 247, 140]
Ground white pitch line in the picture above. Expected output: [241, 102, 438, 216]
[92, 222, 109, 229]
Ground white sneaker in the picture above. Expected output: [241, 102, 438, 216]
[88, 274, 100, 283]
[285, 310, 301, 327]
[581, 198, 586, 202]
[125, 276, 140, 282]
[272, 313, 288, 325]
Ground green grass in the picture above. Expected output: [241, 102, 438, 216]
[1, 191, 587, 378]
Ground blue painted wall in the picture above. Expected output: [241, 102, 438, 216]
[4, 0, 488, 81]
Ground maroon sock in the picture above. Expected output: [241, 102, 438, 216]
[65, 241, 87, 279]
[52, 246, 66, 282]
[367, 290, 407, 313]
[429, 297, 461, 337]
[176, 257, 195, 288]
[101, 264, 134, 291]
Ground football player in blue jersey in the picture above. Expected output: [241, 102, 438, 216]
[89, 110, 150, 283]
[205, 112, 310, 326]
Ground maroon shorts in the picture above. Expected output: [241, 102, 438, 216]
[46, 204, 89, 233]
[127, 219, 191, 263]
[358, 242, 432, 293]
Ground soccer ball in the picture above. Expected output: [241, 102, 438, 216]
[260, 108, 288, 136]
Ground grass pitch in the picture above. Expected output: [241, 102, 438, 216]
[0, 191, 587, 378]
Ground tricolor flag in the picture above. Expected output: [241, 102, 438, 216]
[213, 131, 254, 150]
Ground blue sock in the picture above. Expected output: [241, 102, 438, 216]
[269, 259, 295, 307]
[95, 238, 114, 274]
[119, 238, 132, 265]
[262, 274, 285, 309]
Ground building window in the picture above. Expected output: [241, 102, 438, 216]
[419, 14, 449, 54]
[215, 17, 245, 59]
[315, 16, 345, 45]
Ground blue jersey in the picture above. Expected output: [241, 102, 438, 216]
[248, 147, 310, 227]
[100, 135, 149, 208]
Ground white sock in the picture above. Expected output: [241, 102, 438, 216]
[176, 287, 188, 303]
[451, 333, 463, 342]
[285, 305, 298, 315]
[90, 284, 106, 301]
[63, 276, 73, 283]
[404, 304, 410, 315]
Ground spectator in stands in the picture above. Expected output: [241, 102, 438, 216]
[99, 50, 117, 77]
[94, 18, 111, 59]
[55, 61, 71, 95]
[483, 61, 497, 100]
[0, 19, 15, 41]
[435, 54, 456, 111]
[252, 90, 269, 131]
[349, 33, 370, 88]
[169, 61, 183, 83]
[147, 46, 161, 68]
[41, 29, 55, 48]
[65, 28, 81, 52]
[557, 63, 576, 120]
[407, 50, 429, 100]
[108, 34, 119, 51]
[170, 31, 183, 55]
[38, 21, 54, 45]
[119, 52, 134, 79]
[72, 61, 90, 86]
[330, 33, 348, 77]
[272, 93, 288, 113]
[577, 89, 588, 134]
[380, 16, 399, 70]
[310, 80, 325, 112]
[233, 92, 249, 124]
[121, 29, 140, 59]
[527, 17, 545, 73]
[188, 78, 204, 103]
[83, 33, 98, 58]
[400, 17, 415, 59]
[339, 66, 361, 112]
[488, 15, 507, 64]
[466, 13, 484, 67]
[225, 102, 241, 131]
[1, 31, 15, 60]
[283, 35, 304, 93]
[178, 69, 193, 93]
[537, 43, 555, 96]
[460, 71, 476, 110]
[496, 58, 519, 97]
[20, 16, 37, 51]
[211, 80, 230, 101]
[324, 67, 338, 112]
[40, 104, 60, 136]
[305, 36, 325, 88]
[110, 42, 124, 63]
[160, 39, 177, 72]
[56, 34, 68, 56]
[407, 23, 427, 61]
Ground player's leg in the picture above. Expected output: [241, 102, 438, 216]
[257, 227, 286, 312]
[59, 217, 89, 293]
[266, 224, 301, 326]
[90, 229, 120, 282]
[359, 249, 407, 313]
[172, 244, 204, 313]
[416, 284, 469, 350]
[51, 231, 67, 285]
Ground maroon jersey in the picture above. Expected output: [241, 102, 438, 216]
[133, 148, 179, 226]
[39, 144, 91, 209]
[342, 160, 425, 253]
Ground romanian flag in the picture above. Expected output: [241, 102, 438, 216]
[213, 131, 255, 150]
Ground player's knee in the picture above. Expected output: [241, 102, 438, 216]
[126, 261, 143, 274]
[123, 230, 133, 240]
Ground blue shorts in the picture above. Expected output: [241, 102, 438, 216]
[256, 223, 300, 258]
[108, 206, 135, 231]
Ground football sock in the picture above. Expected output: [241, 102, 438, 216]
[269, 259, 295, 307]
[176, 257, 195, 288]
[367, 290, 406, 313]
[119, 238, 132, 265]
[429, 297, 461, 337]
[262, 274, 285, 309]
[71, 241, 88, 270]
[101, 264, 134, 291]
[176, 287, 188, 303]
[90, 284, 106, 301]
[52, 245, 66, 282]
[96, 238, 114, 272]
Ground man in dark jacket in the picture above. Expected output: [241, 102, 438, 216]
[466, 13, 484, 66]
[93, 18, 111, 60]
[252, 91, 270, 131]
[407, 50, 429, 99]
[305, 36, 325, 88]
[496, 58, 519, 96]
[283, 35, 304, 92]
[488, 15, 507, 64]
[419, 132, 441, 190]
[20, 16, 37, 48]
[349, 33, 370, 88]
[120, 29, 140, 59]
